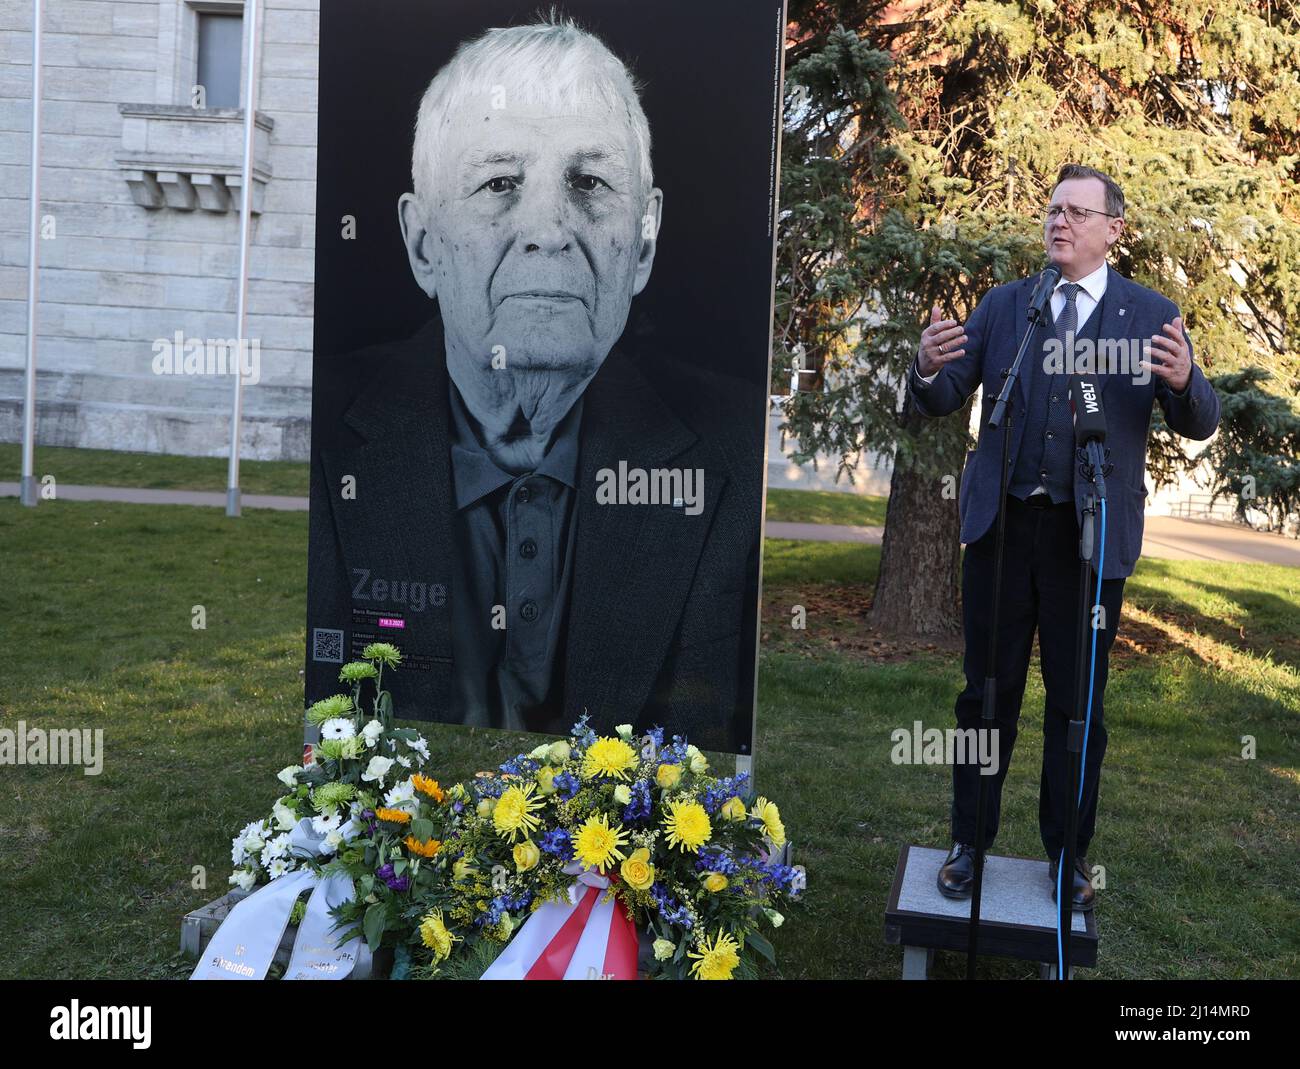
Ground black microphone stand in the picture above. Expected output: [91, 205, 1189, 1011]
[1058, 439, 1109, 978]
[964, 297, 1052, 980]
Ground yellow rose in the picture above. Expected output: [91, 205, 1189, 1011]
[536, 765, 557, 795]
[689, 752, 708, 774]
[613, 784, 632, 805]
[656, 763, 683, 789]
[703, 872, 729, 893]
[721, 796, 746, 821]
[620, 847, 655, 890]
[513, 840, 540, 872]
[476, 798, 496, 818]
[652, 938, 675, 961]
[453, 857, 477, 882]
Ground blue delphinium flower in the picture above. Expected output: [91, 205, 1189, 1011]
[478, 890, 535, 928]
[474, 777, 509, 800]
[621, 780, 652, 825]
[650, 882, 693, 929]
[761, 862, 798, 892]
[499, 755, 541, 777]
[553, 771, 580, 801]
[701, 771, 751, 814]
[694, 847, 740, 876]
[570, 715, 597, 748]
[539, 828, 573, 861]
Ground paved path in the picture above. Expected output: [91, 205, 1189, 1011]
[766, 515, 1300, 568]
[5, 483, 1297, 567]
[0, 482, 309, 511]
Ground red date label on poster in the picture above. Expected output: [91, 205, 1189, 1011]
[378, 617, 405, 629]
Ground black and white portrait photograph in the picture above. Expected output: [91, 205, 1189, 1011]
[305, 0, 786, 752]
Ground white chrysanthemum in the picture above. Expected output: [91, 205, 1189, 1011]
[383, 779, 418, 813]
[229, 868, 257, 892]
[276, 765, 300, 787]
[362, 755, 394, 783]
[395, 754, 412, 769]
[361, 720, 384, 747]
[321, 829, 345, 856]
[407, 736, 430, 762]
[311, 809, 342, 836]
[267, 857, 292, 880]
[231, 837, 247, 866]
[272, 799, 297, 832]
[260, 832, 291, 868]
[320, 717, 356, 741]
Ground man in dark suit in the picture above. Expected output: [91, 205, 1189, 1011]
[305, 18, 763, 752]
[909, 164, 1220, 908]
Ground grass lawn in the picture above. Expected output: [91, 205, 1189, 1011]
[0, 499, 1296, 980]
[0, 444, 310, 498]
[766, 487, 888, 527]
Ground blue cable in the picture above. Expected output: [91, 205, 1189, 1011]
[1057, 495, 1105, 980]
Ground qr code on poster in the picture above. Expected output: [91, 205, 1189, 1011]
[312, 627, 344, 663]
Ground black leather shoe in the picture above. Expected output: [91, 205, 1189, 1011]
[937, 842, 975, 899]
[1048, 855, 1095, 911]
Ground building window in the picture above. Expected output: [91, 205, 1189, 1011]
[196, 11, 243, 108]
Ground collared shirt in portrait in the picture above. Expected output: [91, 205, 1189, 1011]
[447, 382, 582, 731]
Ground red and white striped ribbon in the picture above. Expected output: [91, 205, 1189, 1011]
[481, 866, 638, 980]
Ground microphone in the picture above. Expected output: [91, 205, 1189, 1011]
[1068, 375, 1107, 500]
[1069, 375, 1106, 445]
[1027, 263, 1062, 324]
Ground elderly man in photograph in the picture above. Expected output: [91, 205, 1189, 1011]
[908, 164, 1220, 909]
[307, 16, 763, 745]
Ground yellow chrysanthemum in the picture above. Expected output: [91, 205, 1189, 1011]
[581, 737, 637, 781]
[572, 813, 630, 873]
[405, 835, 442, 858]
[412, 774, 445, 803]
[374, 807, 412, 825]
[492, 782, 546, 842]
[751, 797, 786, 847]
[662, 799, 712, 853]
[688, 929, 741, 980]
[419, 909, 460, 963]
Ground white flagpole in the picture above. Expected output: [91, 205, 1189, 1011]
[20, 0, 44, 509]
[226, 0, 260, 517]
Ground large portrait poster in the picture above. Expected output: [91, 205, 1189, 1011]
[306, 0, 786, 753]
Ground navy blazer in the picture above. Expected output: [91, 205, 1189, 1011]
[910, 269, 1220, 579]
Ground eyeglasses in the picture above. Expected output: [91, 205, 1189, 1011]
[1044, 204, 1120, 224]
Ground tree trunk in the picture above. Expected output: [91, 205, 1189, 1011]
[867, 442, 964, 637]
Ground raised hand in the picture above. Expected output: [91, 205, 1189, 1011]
[1140, 317, 1192, 393]
[918, 305, 969, 377]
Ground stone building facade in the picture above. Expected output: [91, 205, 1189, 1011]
[2, 0, 318, 460]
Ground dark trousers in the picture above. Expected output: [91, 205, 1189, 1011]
[951, 495, 1126, 860]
